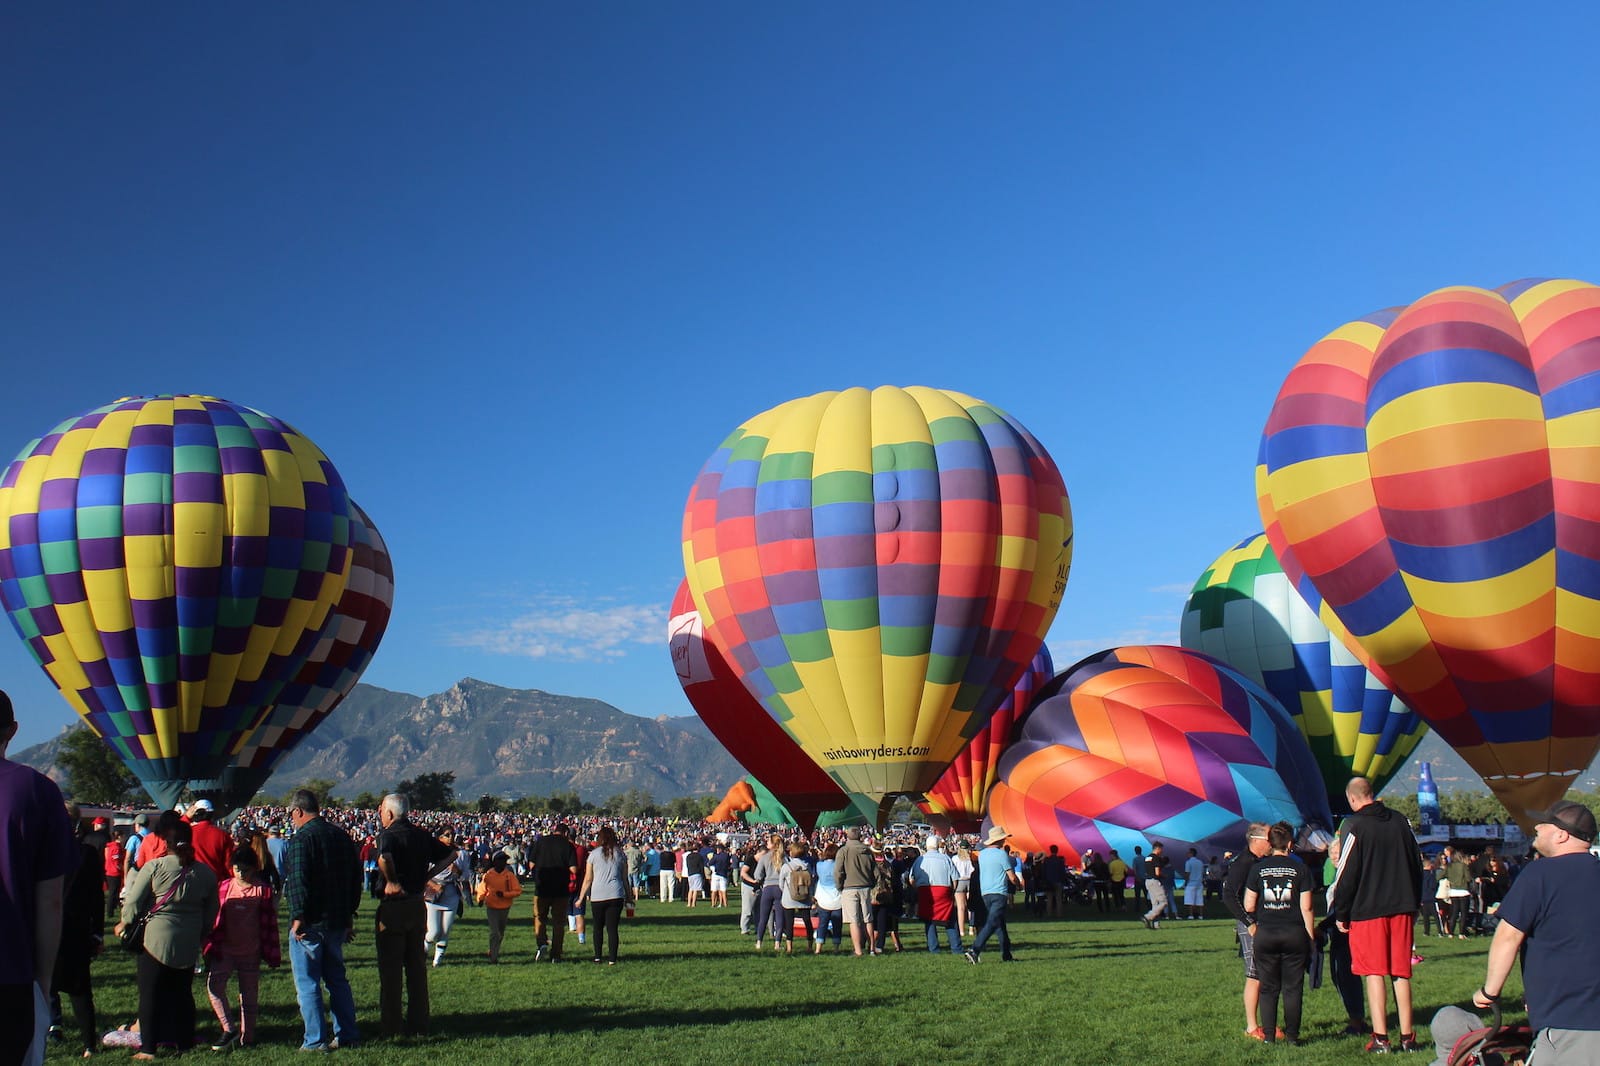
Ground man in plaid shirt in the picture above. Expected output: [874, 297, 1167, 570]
[283, 789, 362, 1052]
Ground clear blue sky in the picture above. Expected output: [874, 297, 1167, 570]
[4, 6, 1598, 751]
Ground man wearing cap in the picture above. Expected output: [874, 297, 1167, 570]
[0, 688, 77, 1066]
[836, 827, 877, 957]
[1471, 800, 1600, 1064]
[964, 826, 1022, 964]
[188, 800, 234, 885]
[1330, 776, 1423, 1054]
[1224, 823, 1273, 1037]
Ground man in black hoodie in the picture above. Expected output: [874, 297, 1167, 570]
[1330, 777, 1423, 1054]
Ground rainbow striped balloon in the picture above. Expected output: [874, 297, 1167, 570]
[922, 645, 1053, 831]
[682, 386, 1071, 807]
[983, 645, 1331, 865]
[0, 395, 352, 809]
[1181, 533, 1426, 809]
[193, 500, 394, 811]
[1258, 279, 1600, 823]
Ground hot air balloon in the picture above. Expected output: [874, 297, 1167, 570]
[192, 500, 394, 812]
[707, 775, 873, 828]
[682, 386, 1072, 816]
[922, 646, 1054, 832]
[984, 646, 1332, 865]
[1180, 532, 1427, 810]
[0, 395, 353, 809]
[1257, 278, 1600, 825]
[669, 580, 848, 832]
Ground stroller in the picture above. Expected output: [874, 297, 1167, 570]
[1443, 1004, 1534, 1066]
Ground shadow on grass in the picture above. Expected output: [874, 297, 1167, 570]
[430, 995, 904, 1039]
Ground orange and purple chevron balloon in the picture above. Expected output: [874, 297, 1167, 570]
[983, 645, 1331, 865]
[1258, 279, 1600, 824]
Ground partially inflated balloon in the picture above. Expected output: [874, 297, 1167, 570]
[1258, 279, 1600, 824]
[1181, 533, 1426, 808]
[670, 580, 848, 832]
[922, 646, 1053, 831]
[0, 395, 352, 808]
[193, 500, 394, 812]
[984, 646, 1332, 865]
[709, 779, 758, 823]
[683, 386, 1072, 810]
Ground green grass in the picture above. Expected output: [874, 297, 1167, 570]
[55, 897, 1522, 1065]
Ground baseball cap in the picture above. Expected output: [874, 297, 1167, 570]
[1534, 800, 1597, 843]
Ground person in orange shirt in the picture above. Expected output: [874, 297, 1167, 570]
[477, 853, 523, 963]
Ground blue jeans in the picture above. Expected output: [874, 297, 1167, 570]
[924, 917, 962, 954]
[970, 893, 1012, 959]
[289, 925, 359, 1049]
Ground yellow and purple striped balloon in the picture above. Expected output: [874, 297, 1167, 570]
[1258, 279, 1600, 824]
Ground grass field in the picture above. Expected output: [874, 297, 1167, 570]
[54, 895, 1522, 1065]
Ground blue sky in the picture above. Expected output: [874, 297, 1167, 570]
[5, 6, 1599, 751]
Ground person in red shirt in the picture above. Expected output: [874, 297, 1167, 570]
[102, 823, 125, 919]
[188, 801, 234, 885]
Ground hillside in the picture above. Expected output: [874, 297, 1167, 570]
[12, 678, 744, 804]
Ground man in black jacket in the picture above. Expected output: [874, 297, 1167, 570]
[1329, 777, 1422, 1054]
[1223, 823, 1272, 1038]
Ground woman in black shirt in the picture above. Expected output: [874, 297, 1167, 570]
[1242, 822, 1315, 1045]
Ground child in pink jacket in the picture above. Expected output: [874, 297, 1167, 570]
[203, 846, 281, 1049]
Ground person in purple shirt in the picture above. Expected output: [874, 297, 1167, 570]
[0, 688, 78, 1066]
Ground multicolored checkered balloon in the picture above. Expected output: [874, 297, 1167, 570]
[1258, 279, 1600, 825]
[0, 395, 353, 809]
[682, 386, 1072, 808]
[983, 645, 1332, 865]
[670, 579, 848, 832]
[1180, 533, 1426, 810]
[921, 645, 1053, 832]
[193, 500, 394, 811]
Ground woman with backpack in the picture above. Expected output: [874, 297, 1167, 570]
[778, 842, 816, 955]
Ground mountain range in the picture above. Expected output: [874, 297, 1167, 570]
[13, 678, 746, 804]
[13, 677, 1599, 808]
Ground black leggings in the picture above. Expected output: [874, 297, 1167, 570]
[1254, 925, 1310, 1040]
[137, 951, 196, 1053]
[590, 898, 623, 962]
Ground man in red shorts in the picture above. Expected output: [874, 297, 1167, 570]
[1330, 777, 1423, 1054]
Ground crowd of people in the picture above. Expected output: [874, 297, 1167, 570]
[5, 685, 1600, 1063]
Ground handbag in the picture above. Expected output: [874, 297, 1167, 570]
[120, 866, 192, 954]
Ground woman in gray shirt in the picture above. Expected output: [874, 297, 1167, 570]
[578, 826, 633, 964]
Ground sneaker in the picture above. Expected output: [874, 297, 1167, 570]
[1397, 1034, 1420, 1053]
[211, 1032, 238, 1053]
[1365, 1035, 1392, 1054]
[1141, 916, 1153, 929]
[328, 1037, 356, 1050]
[534, 944, 546, 962]
[962, 949, 978, 965]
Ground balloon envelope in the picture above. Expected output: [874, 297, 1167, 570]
[984, 645, 1332, 865]
[670, 580, 848, 832]
[682, 386, 1072, 806]
[922, 645, 1054, 831]
[192, 500, 394, 812]
[1181, 532, 1426, 809]
[1257, 279, 1600, 824]
[0, 395, 353, 808]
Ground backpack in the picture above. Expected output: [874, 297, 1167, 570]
[871, 861, 895, 903]
[787, 862, 813, 904]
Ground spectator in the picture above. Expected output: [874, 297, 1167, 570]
[1242, 822, 1315, 1045]
[835, 828, 876, 957]
[530, 824, 577, 963]
[964, 825, 1022, 964]
[51, 802, 104, 1059]
[577, 827, 631, 965]
[478, 852, 522, 963]
[912, 835, 962, 955]
[118, 818, 218, 1060]
[284, 788, 362, 1052]
[203, 846, 280, 1050]
[375, 793, 453, 1038]
[778, 842, 815, 955]
[1329, 776, 1423, 1054]
[752, 834, 785, 952]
